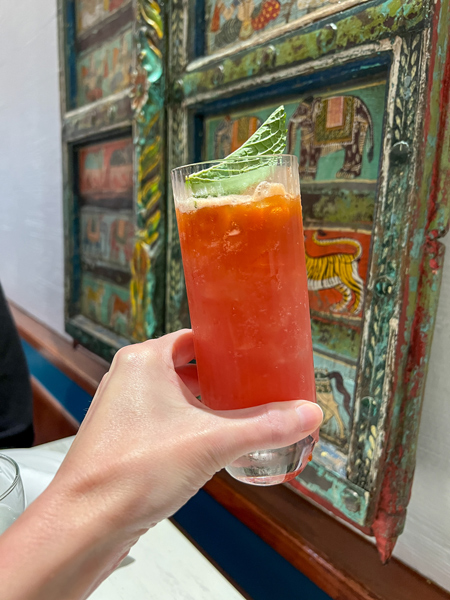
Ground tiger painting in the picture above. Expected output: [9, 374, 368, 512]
[306, 231, 365, 315]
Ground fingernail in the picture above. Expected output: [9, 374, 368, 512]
[296, 402, 323, 431]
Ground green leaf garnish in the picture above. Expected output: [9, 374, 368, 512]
[187, 106, 287, 196]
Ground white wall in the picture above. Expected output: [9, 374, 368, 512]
[0, 0, 449, 591]
[0, 0, 66, 337]
[393, 236, 450, 590]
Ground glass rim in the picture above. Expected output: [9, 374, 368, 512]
[171, 154, 297, 174]
[0, 454, 21, 502]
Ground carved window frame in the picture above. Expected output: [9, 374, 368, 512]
[165, 0, 448, 559]
[57, 0, 166, 361]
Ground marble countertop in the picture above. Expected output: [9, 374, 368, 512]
[4, 438, 245, 600]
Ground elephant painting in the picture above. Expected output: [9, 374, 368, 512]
[288, 95, 374, 180]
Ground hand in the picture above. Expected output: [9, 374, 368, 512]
[0, 329, 322, 600]
[55, 328, 323, 527]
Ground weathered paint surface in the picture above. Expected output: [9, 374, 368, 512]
[60, 0, 167, 360]
[130, 0, 166, 342]
[166, 0, 448, 562]
[371, 0, 450, 563]
[182, 0, 426, 98]
[61, 0, 448, 559]
[291, 462, 370, 525]
[63, 92, 133, 142]
[165, 0, 191, 333]
[205, 0, 371, 56]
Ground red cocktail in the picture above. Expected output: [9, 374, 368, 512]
[172, 155, 316, 485]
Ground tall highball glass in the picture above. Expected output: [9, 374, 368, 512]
[172, 155, 317, 485]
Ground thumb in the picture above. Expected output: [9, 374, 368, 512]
[204, 400, 323, 468]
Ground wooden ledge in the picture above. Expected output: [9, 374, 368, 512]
[32, 376, 79, 446]
[10, 301, 450, 600]
[205, 472, 448, 600]
[10, 302, 109, 396]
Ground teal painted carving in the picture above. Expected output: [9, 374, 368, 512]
[291, 462, 370, 526]
[165, 0, 190, 333]
[182, 0, 426, 98]
[81, 273, 131, 338]
[130, 0, 165, 341]
[60, 0, 166, 358]
[349, 33, 425, 492]
[165, 0, 448, 562]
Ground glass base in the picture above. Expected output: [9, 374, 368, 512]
[225, 435, 315, 486]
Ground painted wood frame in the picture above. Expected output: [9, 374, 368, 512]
[165, 0, 450, 560]
[56, 0, 450, 561]
[57, 0, 166, 361]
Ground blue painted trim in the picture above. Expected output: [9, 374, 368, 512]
[194, 0, 206, 59]
[192, 112, 204, 164]
[193, 57, 390, 121]
[22, 340, 92, 423]
[174, 490, 332, 600]
[192, 59, 390, 188]
[66, 0, 77, 110]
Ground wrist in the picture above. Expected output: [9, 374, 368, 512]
[0, 476, 142, 600]
[52, 451, 155, 537]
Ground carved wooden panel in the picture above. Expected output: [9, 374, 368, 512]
[203, 81, 386, 468]
[166, 0, 450, 561]
[58, 0, 450, 562]
[205, 0, 369, 56]
[58, 0, 166, 360]
[77, 137, 135, 338]
[75, 0, 130, 34]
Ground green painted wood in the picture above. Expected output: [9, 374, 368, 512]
[130, 0, 166, 342]
[58, 0, 167, 358]
[181, 0, 427, 99]
[370, 0, 450, 561]
[165, 0, 448, 561]
[58, 0, 449, 561]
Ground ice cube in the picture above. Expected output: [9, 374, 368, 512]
[253, 181, 287, 202]
[226, 228, 241, 237]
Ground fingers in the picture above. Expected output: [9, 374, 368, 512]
[148, 329, 195, 368]
[153, 330, 199, 394]
[107, 332, 199, 401]
[175, 364, 200, 397]
[170, 329, 195, 368]
[203, 401, 323, 467]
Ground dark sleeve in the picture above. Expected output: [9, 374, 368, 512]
[0, 283, 34, 442]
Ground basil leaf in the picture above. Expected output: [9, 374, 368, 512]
[187, 106, 286, 193]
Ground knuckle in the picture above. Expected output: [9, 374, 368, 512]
[262, 405, 291, 448]
[265, 406, 298, 448]
[113, 343, 158, 368]
[177, 328, 191, 335]
[114, 346, 137, 365]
